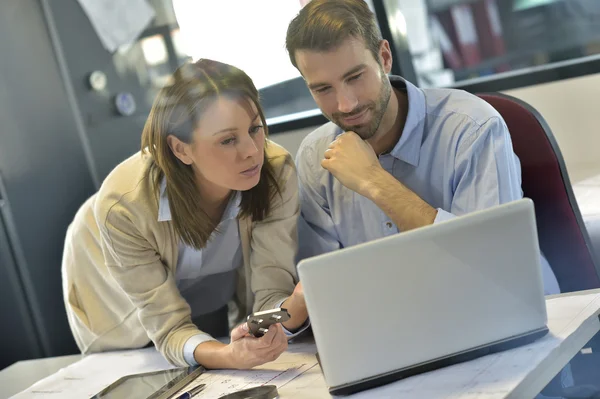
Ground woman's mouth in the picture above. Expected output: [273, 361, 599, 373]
[241, 164, 260, 177]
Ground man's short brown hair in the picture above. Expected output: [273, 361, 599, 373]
[285, 0, 383, 69]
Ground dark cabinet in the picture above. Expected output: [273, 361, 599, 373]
[0, 199, 43, 370]
[0, 0, 98, 369]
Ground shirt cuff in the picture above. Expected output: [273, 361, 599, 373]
[434, 208, 456, 224]
[183, 333, 217, 366]
[276, 299, 311, 338]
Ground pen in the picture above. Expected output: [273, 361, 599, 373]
[174, 383, 206, 399]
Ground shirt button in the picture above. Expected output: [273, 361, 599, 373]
[386, 222, 393, 229]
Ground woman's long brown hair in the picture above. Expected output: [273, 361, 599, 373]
[141, 59, 280, 249]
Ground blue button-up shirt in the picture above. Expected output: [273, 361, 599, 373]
[296, 76, 559, 295]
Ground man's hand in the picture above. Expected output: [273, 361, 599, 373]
[321, 132, 437, 232]
[321, 132, 383, 196]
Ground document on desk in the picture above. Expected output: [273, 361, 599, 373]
[11, 342, 319, 399]
[170, 342, 319, 398]
[10, 347, 172, 398]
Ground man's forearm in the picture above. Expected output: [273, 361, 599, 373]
[362, 169, 437, 232]
[280, 294, 309, 332]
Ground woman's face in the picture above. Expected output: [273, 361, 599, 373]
[170, 95, 265, 200]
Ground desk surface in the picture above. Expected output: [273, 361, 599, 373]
[1, 354, 81, 398]
[5, 289, 600, 399]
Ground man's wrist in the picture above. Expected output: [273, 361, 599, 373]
[281, 294, 308, 331]
[362, 168, 395, 201]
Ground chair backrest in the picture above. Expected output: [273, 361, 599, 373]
[477, 92, 600, 292]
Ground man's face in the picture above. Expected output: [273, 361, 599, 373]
[295, 37, 392, 139]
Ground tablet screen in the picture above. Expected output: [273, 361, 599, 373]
[92, 366, 204, 399]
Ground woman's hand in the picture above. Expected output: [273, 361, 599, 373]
[192, 322, 288, 369]
[224, 322, 288, 369]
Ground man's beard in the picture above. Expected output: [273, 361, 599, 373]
[328, 72, 392, 140]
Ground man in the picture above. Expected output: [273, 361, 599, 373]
[286, 0, 559, 295]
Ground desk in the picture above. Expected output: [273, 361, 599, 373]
[0, 354, 81, 398]
[4, 290, 600, 399]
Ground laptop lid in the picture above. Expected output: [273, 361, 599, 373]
[297, 199, 548, 393]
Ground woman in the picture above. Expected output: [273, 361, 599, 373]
[61, 59, 308, 369]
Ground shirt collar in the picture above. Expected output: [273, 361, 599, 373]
[388, 76, 426, 167]
[157, 177, 241, 222]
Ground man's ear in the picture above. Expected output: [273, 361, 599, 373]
[167, 135, 193, 165]
[379, 40, 393, 74]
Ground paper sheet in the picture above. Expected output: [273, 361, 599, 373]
[171, 342, 319, 398]
[76, 0, 155, 52]
[11, 347, 174, 398]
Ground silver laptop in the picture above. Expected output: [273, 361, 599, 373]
[297, 198, 549, 396]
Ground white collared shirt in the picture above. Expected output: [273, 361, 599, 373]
[159, 179, 309, 366]
[158, 179, 242, 365]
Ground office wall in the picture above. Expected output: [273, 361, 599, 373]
[270, 126, 314, 160]
[271, 73, 600, 184]
[503, 73, 600, 184]
[42, 0, 154, 184]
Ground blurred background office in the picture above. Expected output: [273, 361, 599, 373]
[1, 0, 600, 376]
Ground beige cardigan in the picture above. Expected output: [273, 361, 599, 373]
[61, 141, 299, 366]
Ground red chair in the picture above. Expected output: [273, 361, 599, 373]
[477, 92, 600, 293]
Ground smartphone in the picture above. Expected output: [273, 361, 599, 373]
[246, 308, 291, 337]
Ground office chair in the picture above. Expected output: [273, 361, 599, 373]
[477, 92, 600, 398]
[477, 92, 600, 293]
